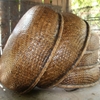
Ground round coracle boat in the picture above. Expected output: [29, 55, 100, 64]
[0, 6, 99, 94]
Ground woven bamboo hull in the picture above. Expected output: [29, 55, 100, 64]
[58, 33, 100, 89]
[0, 6, 60, 92]
[37, 13, 89, 88]
[58, 66, 99, 89]
[0, 6, 98, 94]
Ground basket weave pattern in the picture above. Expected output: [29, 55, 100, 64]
[0, 6, 99, 93]
[59, 33, 100, 89]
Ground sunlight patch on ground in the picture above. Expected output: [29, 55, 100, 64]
[0, 84, 6, 92]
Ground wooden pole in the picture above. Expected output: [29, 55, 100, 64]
[44, 0, 50, 4]
[1, 0, 10, 49]
[58, 0, 62, 6]
[10, 1, 19, 32]
[52, 0, 58, 6]
[62, 0, 71, 12]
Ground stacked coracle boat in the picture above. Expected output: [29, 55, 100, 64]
[58, 33, 100, 89]
[0, 6, 99, 94]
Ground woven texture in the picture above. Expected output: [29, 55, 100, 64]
[86, 33, 99, 51]
[78, 51, 98, 66]
[59, 33, 99, 89]
[0, 6, 98, 94]
[60, 67, 99, 86]
[37, 13, 88, 88]
[78, 33, 99, 66]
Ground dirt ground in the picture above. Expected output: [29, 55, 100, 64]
[0, 80, 100, 100]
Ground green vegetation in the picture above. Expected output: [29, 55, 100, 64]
[71, 0, 100, 9]
[71, 0, 100, 18]
[71, 0, 100, 31]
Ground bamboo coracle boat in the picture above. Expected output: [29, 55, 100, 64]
[0, 6, 99, 94]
